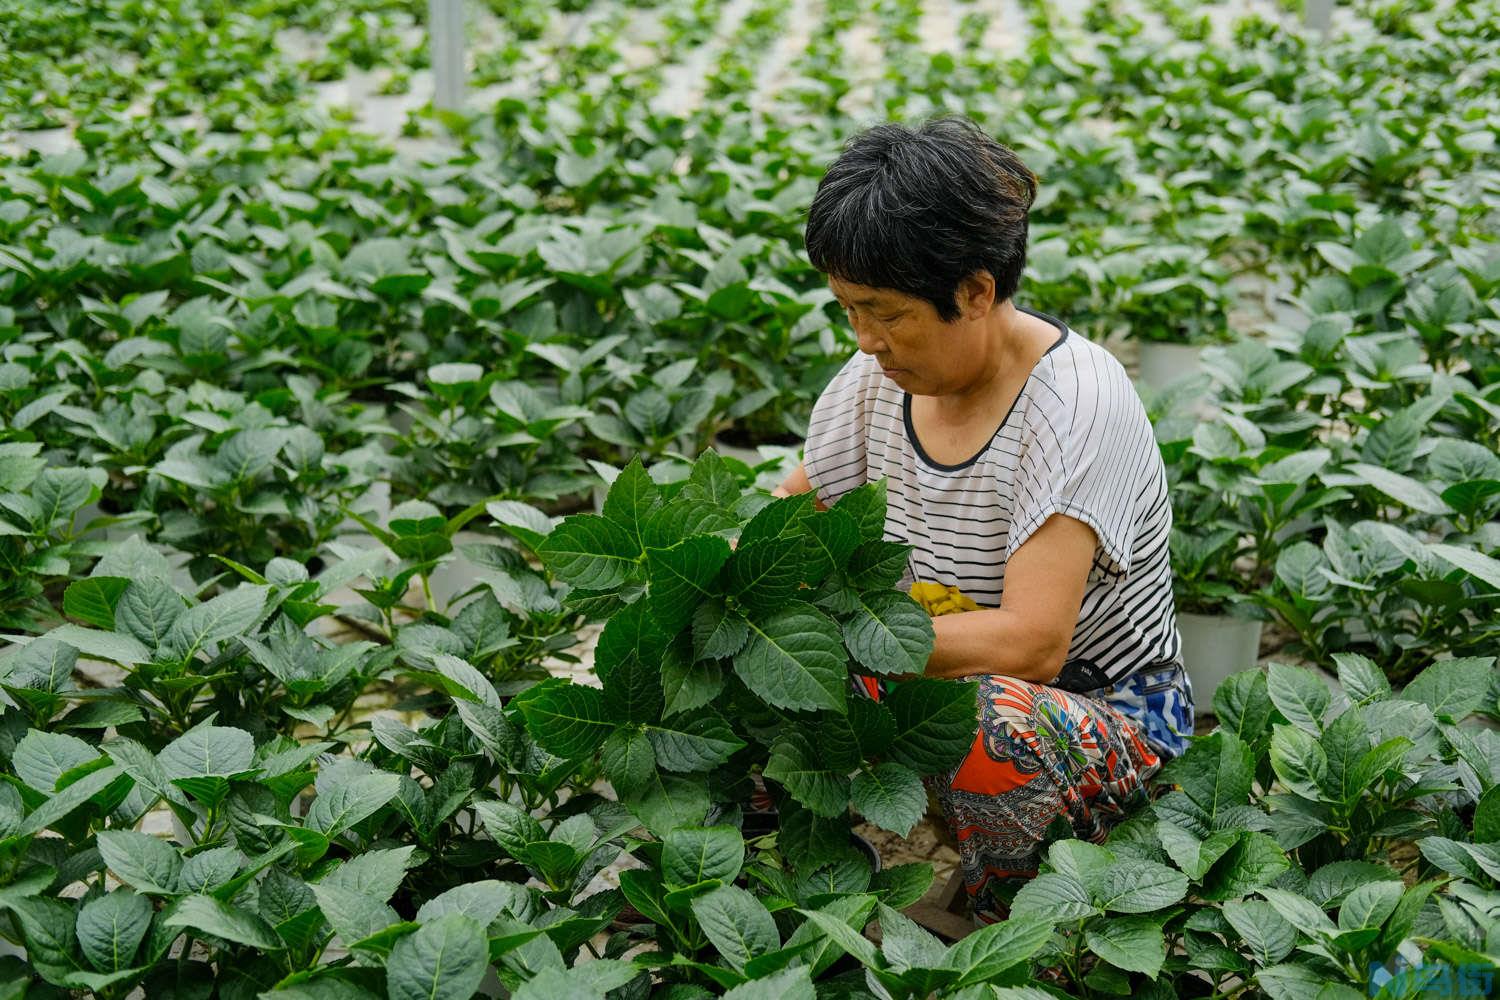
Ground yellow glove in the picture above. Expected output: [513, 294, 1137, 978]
[908, 581, 982, 616]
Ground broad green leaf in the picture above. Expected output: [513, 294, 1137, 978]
[1009, 872, 1097, 921]
[1337, 881, 1403, 932]
[0, 636, 76, 693]
[537, 515, 639, 590]
[1332, 652, 1390, 705]
[802, 508, 860, 583]
[682, 450, 739, 508]
[738, 493, 814, 549]
[1222, 899, 1296, 965]
[385, 914, 488, 1000]
[96, 830, 182, 895]
[877, 902, 947, 974]
[63, 577, 130, 631]
[1266, 662, 1331, 734]
[602, 458, 662, 553]
[692, 600, 750, 660]
[1256, 963, 1339, 1000]
[1258, 887, 1337, 937]
[1200, 832, 1291, 901]
[415, 881, 524, 926]
[76, 890, 151, 973]
[690, 885, 778, 972]
[628, 771, 710, 838]
[1094, 860, 1188, 913]
[113, 576, 184, 648]
[870, 863, 934, 910]
[721, 966, 814, 1000]
[165, 895, 280, 950]
[764, 731, 850, 818]
[166, 846, 234, 897]
[725, 537, 803, 616]
[942, 915, 1056, 987]
[1347, 463, 1449, 515]
[733, 603, 847, 713]
[1401, 656, 1495, 722]
[159, 726, 254, 781]
[12, 730, 99, 792]
[647, 536, 731, 634]
[1156, 821, 1239, 880]
[34, 625, 149, 665]
[473, 800, 545, 859]
[833, 481, 888, 542]
[306, 773, 401, 837]
[847, 540, 910, 589]
[163, 584, 270, 658]
[645, 714, 745, 772]
[843, 591, 934, 676]
[600, 729, 655, 800]
[20, 764, 125, 836]
[663, 826, 744, 888]
[851, 763, 926, 837]
[1084, 915, 1165, 978]
[514, 680, 611, 759]
[884, 679, 978, 775]
[1270, 723, 1330, 799]
[320, 847, 416, 903]
[661, 644, 722, 716]
[1429, 542, 1500, 591]
[796, 907, 882, 970]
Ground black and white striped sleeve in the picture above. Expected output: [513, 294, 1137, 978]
[1003, 361, 1152, 585]
[803, 352, 876, 508]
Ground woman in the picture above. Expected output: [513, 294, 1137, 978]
[773, 116, 1195, 924]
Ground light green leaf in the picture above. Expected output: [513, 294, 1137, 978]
[663, 826, 744, 889]
[1084, 915, 1165, 978]
[12, 730, 99, 792]
[1402, 656, 1496, 721]
[76, 890, 152, 973]
[385, 914, 488, 1000]
[306, 773, 400, 837]
[96, 830, 182, 895]
[165, 895, 280, 950]
[1094, 860, 1189, 913]
[163, 584, 270, 657]
[690, 885, 779, 972]
[1266, 662, 1331, 734]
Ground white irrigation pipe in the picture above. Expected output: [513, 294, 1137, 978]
[429, 0, 466, 110]
[1304, 0, 1333, 36]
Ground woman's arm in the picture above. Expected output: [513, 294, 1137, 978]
[771, 460, 828, 509]
[923, 512, 1097, 684]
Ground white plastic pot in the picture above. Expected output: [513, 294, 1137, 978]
[1136, 342, 1206, 392]
[1178, 611, 1263, 714]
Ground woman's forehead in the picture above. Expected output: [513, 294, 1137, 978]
[827, 275, 911, 306]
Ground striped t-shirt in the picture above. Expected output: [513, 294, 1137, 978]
[804, 306, 1186, 703]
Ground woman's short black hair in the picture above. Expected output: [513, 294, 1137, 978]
[805, 116, 1038, 321]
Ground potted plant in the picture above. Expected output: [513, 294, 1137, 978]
[1111, 244, 1237, 390]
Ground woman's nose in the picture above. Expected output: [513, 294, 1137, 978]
[853, 321, 886, 355]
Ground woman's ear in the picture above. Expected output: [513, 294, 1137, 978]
[957, 270, 997, 320]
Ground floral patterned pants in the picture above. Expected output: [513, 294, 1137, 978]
[924, 674, 1166, 924]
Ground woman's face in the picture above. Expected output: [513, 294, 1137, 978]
[828, 274, 989, 396]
